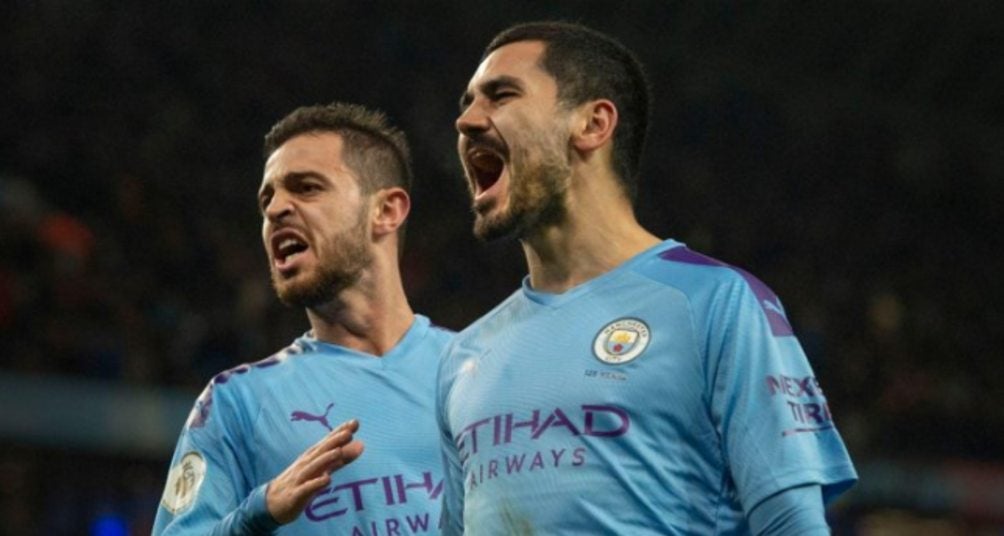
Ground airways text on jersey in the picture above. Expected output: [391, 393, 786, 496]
[455, 404, 629, 488]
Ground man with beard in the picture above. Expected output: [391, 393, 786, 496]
[437, 22, 857, 534]
[154, 103, 451, 535]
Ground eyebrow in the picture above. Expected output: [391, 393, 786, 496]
[459, 75, 525, 110]
[258, 171, 326, 198]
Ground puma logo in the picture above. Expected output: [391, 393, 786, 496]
[290, 402, 335, 431]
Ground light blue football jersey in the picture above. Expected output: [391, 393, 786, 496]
[437, 241, 856, 535]
[154, 315, 452, 535]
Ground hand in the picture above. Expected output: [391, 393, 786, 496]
[265, 419, 365, 525]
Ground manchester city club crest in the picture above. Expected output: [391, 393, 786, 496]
[593, 318, 651, 364]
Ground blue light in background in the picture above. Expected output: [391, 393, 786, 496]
[91, 514, 129, 536]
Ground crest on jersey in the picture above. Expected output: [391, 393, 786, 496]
[160, 452, 206, 514]
[593, 318, 651, 364]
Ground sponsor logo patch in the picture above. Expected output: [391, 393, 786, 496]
[592, 318, 650, 365]
[161, 452, 207, 514]
[291, 402, 336, 432]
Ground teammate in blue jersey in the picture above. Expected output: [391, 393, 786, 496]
[154, 103, 451, 535]
[438, 22, 857, 534]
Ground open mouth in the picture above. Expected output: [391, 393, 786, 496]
[272, 232, 308, 267]
[466, 147, 505, 195]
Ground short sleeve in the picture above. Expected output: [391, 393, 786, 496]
[707, 273, 857, 512]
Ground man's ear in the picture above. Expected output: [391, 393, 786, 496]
[571, 99, 618, 153]
[371, 187, 411, 237]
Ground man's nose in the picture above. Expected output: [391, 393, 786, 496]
[264, 189, 293, 222]
[456, 100, 490, 137]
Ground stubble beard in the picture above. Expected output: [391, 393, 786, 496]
[271, 209, 372, 308]
[472, 130, 571, 242]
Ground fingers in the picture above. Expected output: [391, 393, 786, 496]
[315, 419, 359, 450]
[298, 419, 358, 459]
[264, 419, 364, 525]
[341, 418, 360, 434]
[340, 440, 365, 463]
[298, 473, 332, 498]
[274, 442, 364, 521]
[299, 439, 364, 479]
[288, 440, 361, 497]
[292, 421, 365, 481]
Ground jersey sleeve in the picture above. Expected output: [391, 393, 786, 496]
[747, 484, 829, 535]
[152, 381, 281, 535]
[706, 272, 857, 514]
[435, 341, 466, 536]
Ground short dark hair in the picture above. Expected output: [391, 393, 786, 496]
[263, 102, 413, 195]
[485, 21, 650, 201]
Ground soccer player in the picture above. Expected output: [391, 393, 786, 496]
[154, 103, 451, 535]
[437, 22, 857, 534]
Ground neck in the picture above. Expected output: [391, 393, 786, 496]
[305, 251, 414, 356]
[522, 168, 660, 293]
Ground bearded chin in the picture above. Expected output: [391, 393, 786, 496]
[473, 151, 570, 242]
[271, 218, 371, 308]
[273, 265, 362, 308]
[473, 206, 524, 242]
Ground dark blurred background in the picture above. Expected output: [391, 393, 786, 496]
[2, 1, 1002, 534]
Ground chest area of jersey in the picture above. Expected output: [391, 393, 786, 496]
[448, 287, 705, 453]
[248, 370, 442, 527]
[258, 367, 439, 450]
[457, 288, 698, 398]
